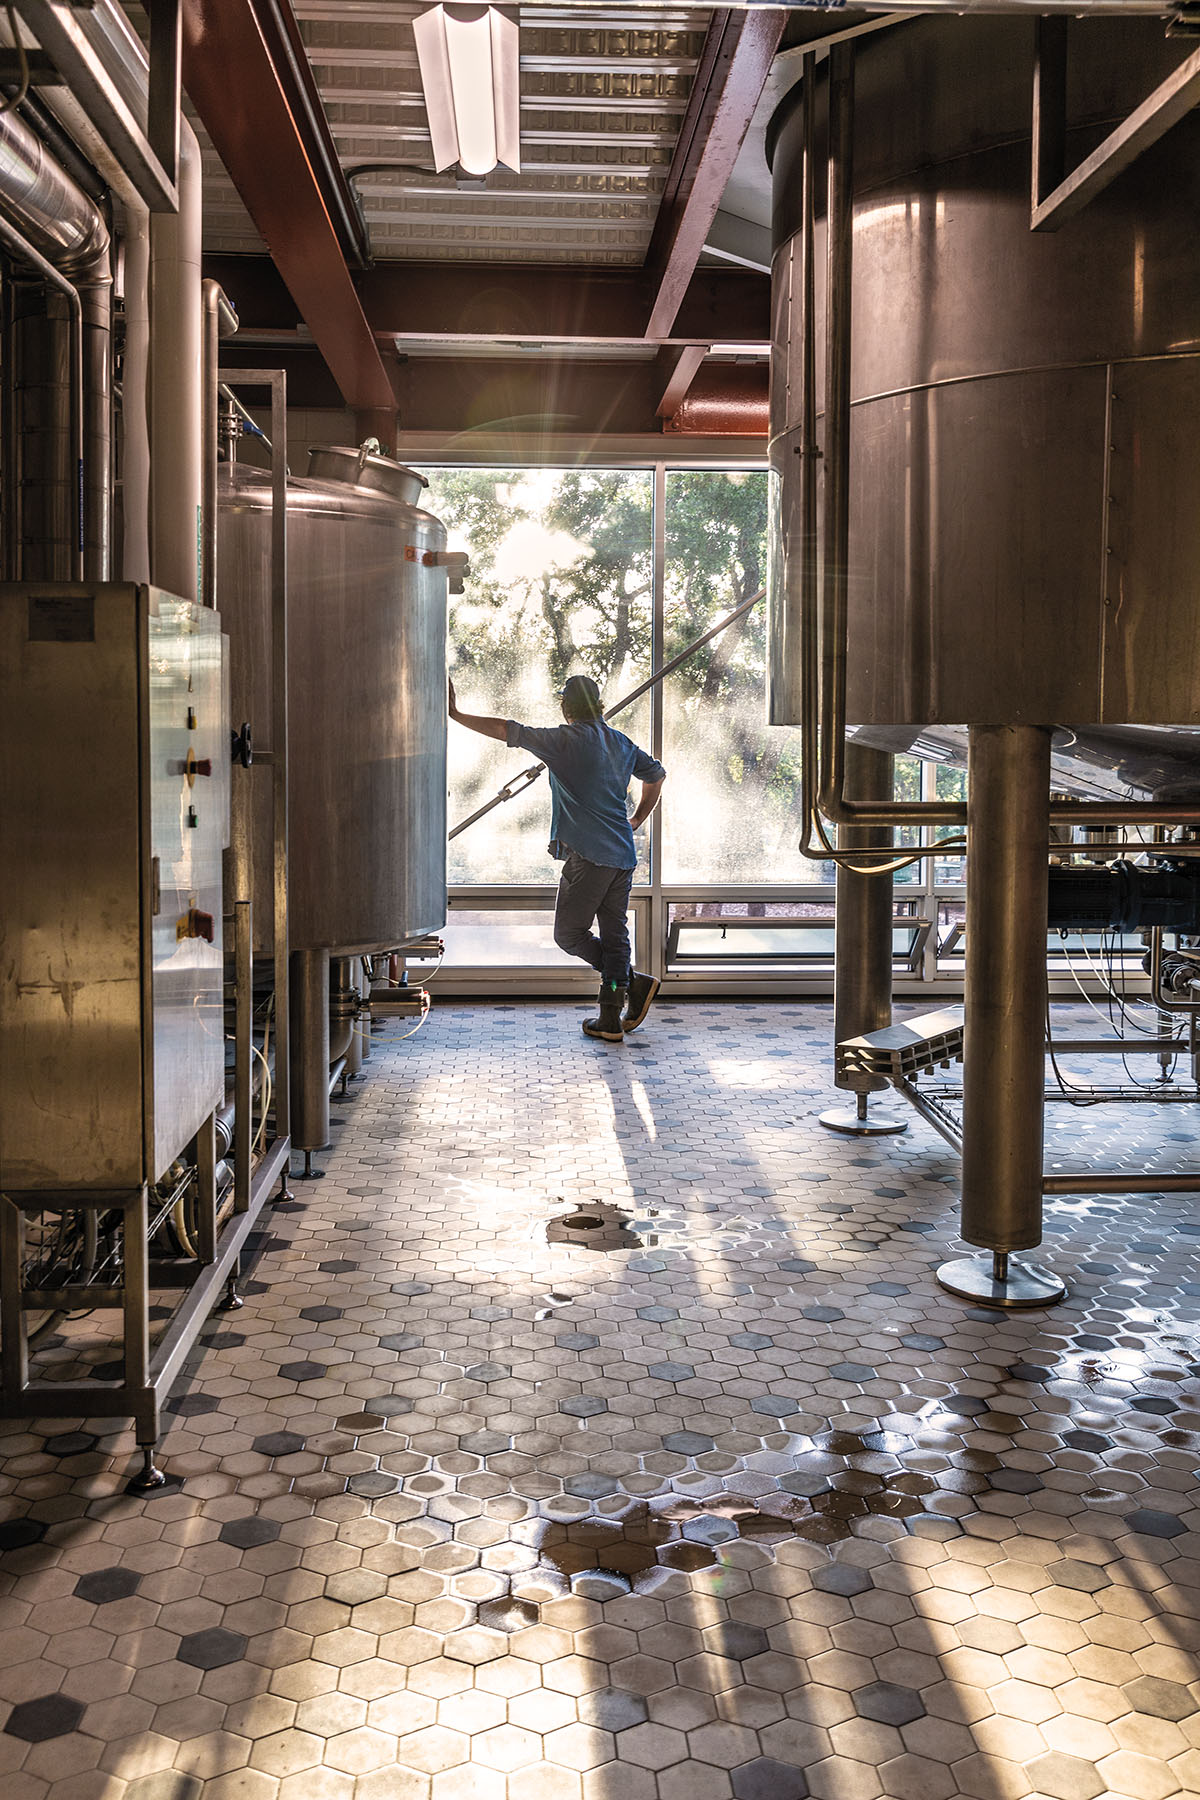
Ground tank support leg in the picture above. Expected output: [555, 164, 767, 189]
[220, 1255, 244, 1311]
[821, 742, 907, 1137]
[938, 725, 1065, 1309]
[290, 948, 331, 1170]
[127, 1441, 167, 1493]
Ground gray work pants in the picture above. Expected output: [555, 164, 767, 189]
[553, 851, 634, 987]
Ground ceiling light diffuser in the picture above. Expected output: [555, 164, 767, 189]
[413, 4, 521, 178]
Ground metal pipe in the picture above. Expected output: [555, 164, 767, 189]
[960, 726, 1052, 1252]
[1149, 927, 1200, 1016]
[289, 948, 330, 1155]
[233, 898, 252, 1214]
[0, 102, 111, 576]
[0, 103, 113, 579]
[120, 196, 151, 582]
[201, 279, 237, 609]
[218, 383, 274, 452]
[798, 53, 819, 837]
[1043, 1171, 1200, 1193]
[833, 743, 894, 1094]
[0, 106, 109, 275]
[1, 217, 83, 579]
[150, 117, 201, 600]
[329, 957, 357, 1063]
[894, 1077, 964, 1153]
[818, 42, 856, 846]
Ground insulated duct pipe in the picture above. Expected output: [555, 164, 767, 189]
[0, 105, 111, 578]
[150, 118, 201, 601]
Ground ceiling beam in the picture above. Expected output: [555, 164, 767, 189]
[643, 7, 786, 341]
[204, 255, 771, 348]
[217, 340, 769, 438]
[655, 345, 708, 420]
[181, 0, 396, 414]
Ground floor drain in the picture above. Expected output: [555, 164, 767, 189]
[545, 1201, 640, 1250]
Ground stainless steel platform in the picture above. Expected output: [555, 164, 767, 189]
[835, 1006, 965, 1085]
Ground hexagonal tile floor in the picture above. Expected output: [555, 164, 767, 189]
[0, 999, 1198, 1800]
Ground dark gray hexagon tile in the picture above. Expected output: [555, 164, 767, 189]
[854, 1682, 926, 1726]
[4, 1694, 86, 1741]
[219, 1515, 282, 1549]
[251, 1430, 306, 1458]
[732, 1757, 809, 1799]
[176, 1627, 247, 1669]
[74, 1565, 142, 1605]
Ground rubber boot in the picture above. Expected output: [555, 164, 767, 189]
[582, 980, 627, 1043]
[623, 969, 660, 1033]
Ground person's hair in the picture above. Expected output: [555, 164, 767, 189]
[561, 673, 603, 722]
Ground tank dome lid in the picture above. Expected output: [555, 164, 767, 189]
[307, 444, 429, 506]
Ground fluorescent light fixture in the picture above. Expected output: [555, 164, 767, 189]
[413, 4, 520, 178]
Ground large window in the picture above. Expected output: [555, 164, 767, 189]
[426, 468, 652, 885]
[420, 457, 974, 993]
[661, 470, 824, 885]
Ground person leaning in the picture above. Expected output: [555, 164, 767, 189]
[448, 672, 666, 1042]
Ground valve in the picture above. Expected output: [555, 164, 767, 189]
[176, 907, 215, 943]
[231, 722, 253, 768]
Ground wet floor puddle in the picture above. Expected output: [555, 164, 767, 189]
[543, 1200, 641, 1250]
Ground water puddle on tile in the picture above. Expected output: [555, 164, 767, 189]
[543, 1200, 641, 1251]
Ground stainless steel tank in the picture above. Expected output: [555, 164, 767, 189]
[768, 17, 1200, 735]
[218, 444, 449, 955]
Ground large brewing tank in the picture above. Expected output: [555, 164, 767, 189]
[218, 445, 449, 955]
[768, 16, 1200, 739]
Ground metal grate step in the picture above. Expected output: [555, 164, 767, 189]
[836, 1006, 965, 1084]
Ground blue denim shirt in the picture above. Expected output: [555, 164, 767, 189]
[505, 717, 666, 870]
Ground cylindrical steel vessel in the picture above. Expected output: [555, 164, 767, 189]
[768, 17, 1200, 734]
[218, 445, 449, 956]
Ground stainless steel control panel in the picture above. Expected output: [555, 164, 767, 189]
[0, 584, 228, 1191]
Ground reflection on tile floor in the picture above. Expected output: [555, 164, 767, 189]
[1, 999, 1199, 1800]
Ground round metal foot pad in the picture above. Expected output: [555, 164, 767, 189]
[819, 1107, 908, 1137]
[937, 1255, 1067, 1310]
[126, 1464, 167, 1494]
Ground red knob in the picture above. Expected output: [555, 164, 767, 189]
[193, 759, 212, 777]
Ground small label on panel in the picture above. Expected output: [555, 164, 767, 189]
[28, 594, 95, 642]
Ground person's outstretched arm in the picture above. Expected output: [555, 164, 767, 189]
[449, 678, 508, 742]
[630, 775, 665, 830]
